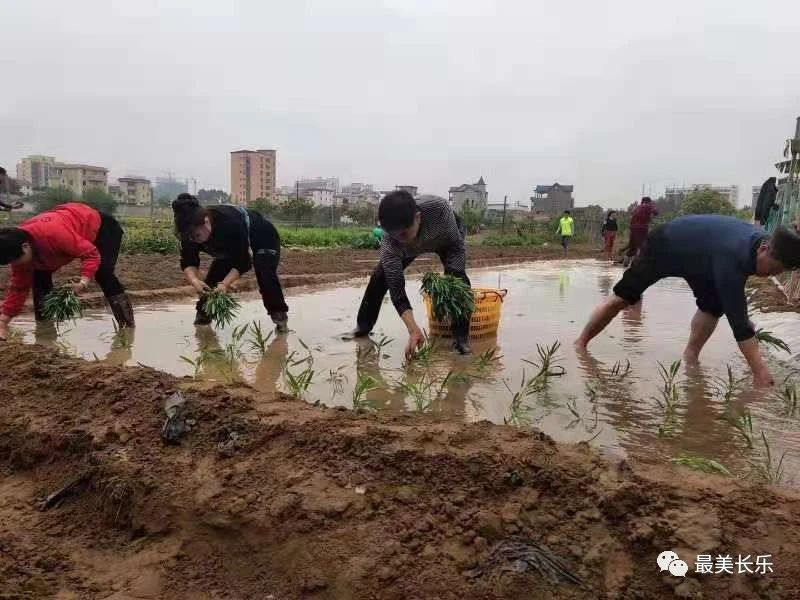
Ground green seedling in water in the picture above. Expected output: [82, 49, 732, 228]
[471, 347, 503, 376]
[405, 334, 437, 369]
[713, 364, 746, 407]
[777, 384, 800, 418]
[610, 359, 631, 379]
[248, 320, 273, 356]
[395, 368, 453, 413]
[565, 397, 581, 426]
[180, 345, 223, 379]
[327, 366, 348, 403]
[283, 340, 315, 399]
[746, 431, 787, 485]
[727, 407, 754, 448]
[522, 341, 566, 385]
[372, 335, 393, 356]
[670, 455, 732, 477]
[755, 328, 791, 354]
[352, 374, 379, 411]
[655, 360, 682, 437]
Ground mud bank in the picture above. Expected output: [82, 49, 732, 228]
[2, 343, 799, 599]
[0, 244, 599, 311]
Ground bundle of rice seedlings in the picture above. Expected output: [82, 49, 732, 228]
[420, 272, 475, 324]
[755, 328, 791, 353]
[41, 284, 82, 323]
[203, 289, 241, 329]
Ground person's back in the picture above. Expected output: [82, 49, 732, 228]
[630, 202, 657, 229]
[656, 215, 763, 280]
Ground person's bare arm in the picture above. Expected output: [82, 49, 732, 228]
[216, 268, 241, 291]
[400, 309, 424, 359]
[183, 267, 210, 294]
[738, 337, 773, 386]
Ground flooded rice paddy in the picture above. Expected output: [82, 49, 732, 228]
[15, 260, 800, 483]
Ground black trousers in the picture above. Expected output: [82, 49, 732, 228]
[33, 213, 125, 320]
[197, 235, 288, 318]
[356, 252, 471, 339]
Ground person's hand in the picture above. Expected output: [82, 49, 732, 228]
[753, 367, 775, 388]
[190, 278, 211, 295]
[215, 282, 229, 293]
[72, 280, 89, 295]
[404, 325, 424, 360]
[0, 321, 8, 341]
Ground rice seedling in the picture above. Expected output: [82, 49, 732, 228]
[746, 431, 787, 485]
[352, 373, 379, 411]
[565, 397, 581, 427]
[727, 408, 754, 448]
[247, 320, 273, 356]
[471, 347, 503, 375]
[522, 341, 566, 384]
[405, 334, 438, 369]
[202, 289, 241, 329]
[655, 360, 682, 437]
[503, 369, 545, 427]
[372, 335, 394, 357]
[179, 345, 223, 379]
[755, 328, 791, 354]
[327, 365, 348, 402]
[777, 384, 800, 418]
[420, 272, 475, 324]
[670, 455, 732, 477]
[610, 359, 631, 379]
[395, 368, 453, 413]
[282, 341, 315, 399]
[713, 364, 745, 406]
[41, 284, 82, 324]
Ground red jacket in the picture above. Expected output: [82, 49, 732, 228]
[2, 203, 101, 317]
[630, 203, 658, 229]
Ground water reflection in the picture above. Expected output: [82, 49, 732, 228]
[253, 335, 289, 394]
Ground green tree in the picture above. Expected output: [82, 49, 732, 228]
[252, 197, 276, 216]
[32, 187, 73, 213]
[82, 187, 118, 214]
[459, 206, 482, 234]
[680, 189, 735, 217]
[282, 196, 315, 225]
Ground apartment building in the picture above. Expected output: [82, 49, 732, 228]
[16, 155, 56, 188]
[49, 163, 108, 197]
[230, 149, 276, 206]
[117, 177, 153, 206]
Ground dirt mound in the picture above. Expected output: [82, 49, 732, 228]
[2, 342, 799, 599]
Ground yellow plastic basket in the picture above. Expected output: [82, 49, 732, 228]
[423, 288, 508, 340]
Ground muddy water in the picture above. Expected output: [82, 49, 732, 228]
[15, 260, 800, 483]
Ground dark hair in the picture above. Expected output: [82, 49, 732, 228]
[171, 193, 208, 238]
[0, 167, 6, 176]
[641, 196, 652, 204]
[0, 228, 30, 265]
[378, 190, 418, 231]
[607, 210, 616, 217]
[769, 226, 800, 269]
[564, 210, 571, 215]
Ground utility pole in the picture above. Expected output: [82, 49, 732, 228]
[501, 195, 508, 234]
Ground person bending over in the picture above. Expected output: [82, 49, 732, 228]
[351, 191, 472, 357]
[575, 215, 800, 386]
[172, 193, 288, 332]
[0, 202, 134, 340]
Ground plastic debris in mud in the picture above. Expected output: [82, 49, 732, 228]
[465, 537, 585, 588]
[161, 391, 190, 445]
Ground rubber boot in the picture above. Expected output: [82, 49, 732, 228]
[107, 293, 135, 329]
[452, 335, 472, 355]
[271, 311, 289, 334]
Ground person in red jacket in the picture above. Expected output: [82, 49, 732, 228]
[625, 196, 658, 265]
[0, 202, 134, 340]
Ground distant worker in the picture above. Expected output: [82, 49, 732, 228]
[0, 202, 135, 340]
[347, 191, 472, 356]
[371, 224, 384, 249]
[625, 197, 658, 265]
[556, 210, 574, 256]
[575, 215, 800, 387]
[601, 210, 618, 261]
[0, 167, 24, 211]
[172, 193, 289, 332]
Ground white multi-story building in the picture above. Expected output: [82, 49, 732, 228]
[306, 188, 335, 206]
[665, 184, 740, 207]
[297, 177, 339, 195]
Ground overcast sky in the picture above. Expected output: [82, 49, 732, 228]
[2, 0, 799, 207]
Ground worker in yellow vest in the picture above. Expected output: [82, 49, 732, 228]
[556, 210, 574, 256]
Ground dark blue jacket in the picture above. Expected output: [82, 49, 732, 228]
[656, 215, 765, 341]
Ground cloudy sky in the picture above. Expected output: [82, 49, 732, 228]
[2, 0, 799, 207]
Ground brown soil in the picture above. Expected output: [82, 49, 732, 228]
[0, 244, 599, 311]
[2, 342, 800, 599]
[748, 276, 799, 314]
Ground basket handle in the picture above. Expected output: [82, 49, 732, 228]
[476, 289, 508, 302]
